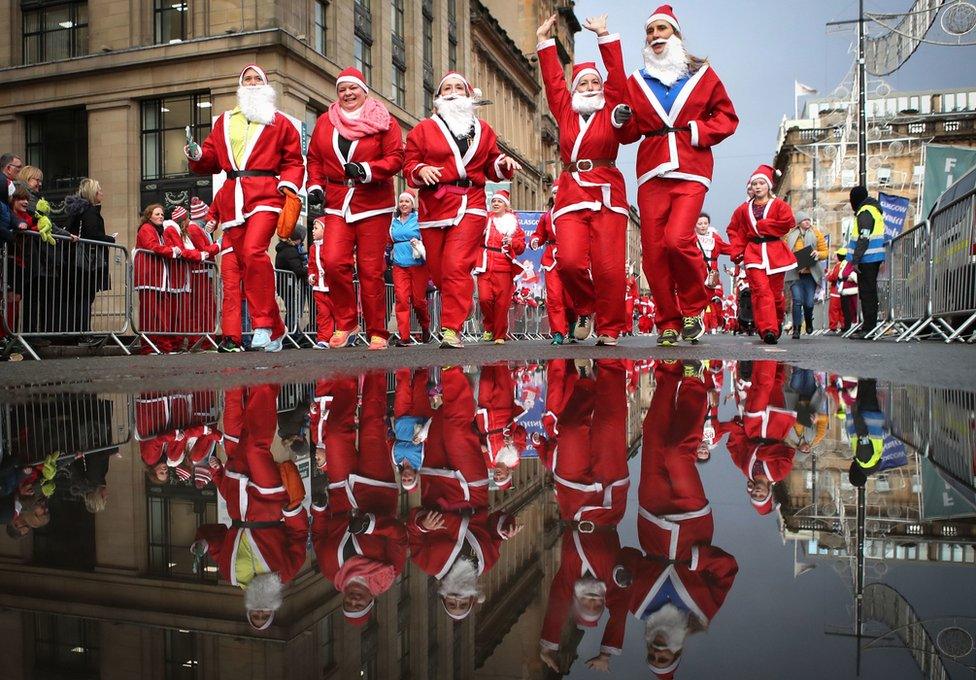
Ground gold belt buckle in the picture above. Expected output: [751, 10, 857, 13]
[575, 159, 594, 172]
[577, 520, 595, 534]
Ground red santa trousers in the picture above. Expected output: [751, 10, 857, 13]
[745, 269, 787, 337]
[829, 295, 843, 331]
[219, 251, 243, 343]
[552, 209, 627, 337]
[321, 213, 389, 339]
[138, 290, 178, 353]
[638, 179, 709, 332]
[420, 214, 484, 332]
[221, 212, 285, 338]
[223, 383, 284, 491]
[543, 267, 574, 336]
[312, 290, 336, 343]
[392, 264, 431, 340]
[476, 272, 515, 338]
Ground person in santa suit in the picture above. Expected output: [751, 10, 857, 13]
[391, 368, 437, 492]
[694, 212, 729, 335]
[311, 373, 406, 626]
[625, 267, 640, 336]
[718, 361, 798, 516]
[306, 68, 404, 350]
[636, 294, 656, 334]
[476, 364, 527, 491]
[621, 358, 737, 678]
[404, 72, 522, 349]
[473, 190, 525, 344]
[184, 64, 305, 353]
[529, 187, 575, 345]
[190, 384, 308, 631]
[170, 205, 220, 346]
[536, 359, 631, 674]
[726, 165, 798, 344]
[611, 4, 738, 347]
[407, 366, 523, 620]
[536, 13, 630, 346]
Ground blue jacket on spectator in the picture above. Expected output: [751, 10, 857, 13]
[389, 211, 423, 267]
[0, 198, 12, 243]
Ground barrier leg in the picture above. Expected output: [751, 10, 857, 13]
[944, 311, 976, 344]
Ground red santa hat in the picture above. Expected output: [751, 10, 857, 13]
[645, 4, 681, 33]
[170, 205, 188, 222]
[571, 62, 603, 91]
[239, 63, 269, 86]
[650, 660, 680, 678]
[750, 487, 777, 515]
[190, 197, 209, 221]
[436, 71, 474, 97]
[398, 190, 416, 207]
[748, 164, 781, 191]
[491, 189, 511, 207]
[343, 600, 375, 626]
[336, 66, 369, 94]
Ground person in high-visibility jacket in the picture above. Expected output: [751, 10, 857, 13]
[846, 186, 886, 337]
[847, 378, 885, 487]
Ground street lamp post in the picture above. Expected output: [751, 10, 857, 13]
[857, 0, 868, 188]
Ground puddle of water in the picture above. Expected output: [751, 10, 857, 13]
[0, 359, 973, 679]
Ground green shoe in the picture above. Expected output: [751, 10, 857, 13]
[440, 329, 464, 348]
[681, 315, 705, 343]
[481, 331, 494, 343]
[550, 332, 564, 345]
[657, 329, 679, 347]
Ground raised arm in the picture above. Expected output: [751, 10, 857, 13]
[536, 14, 571, 119]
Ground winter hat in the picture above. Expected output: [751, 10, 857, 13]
[171, 205, 188, 222]
[751, 487, 776, 516]
[437, 71, 474, 97]
[398, 190, 416, 207]
[239, 64, 269, 86]
[836, 247, 848, 259]
[190, 197, 209, 221]
[645, 4, 681, 33]
[795, 211, 811, 224]
[343, 600, 374, 626]
[193, 465, 213, 489]
[491, 189, 511, 207]
[748, 164, 780, 192]
[336, 66, 369, 94]
[849, 185, 868, 210]
[173, 465, 192, 483]
[571, 62, 602, 91]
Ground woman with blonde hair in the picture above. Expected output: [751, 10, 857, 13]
[65, 178, 117, 341]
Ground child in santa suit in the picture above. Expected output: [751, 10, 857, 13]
[473, 190, 525, 344]
[726, 165, 797, 344]
[476, 364, 527, 491]
[306, 218, 335, 349]
[826, 247, 859, 332]
[388, 191, 431, 346]
[404, 71, 521, 349]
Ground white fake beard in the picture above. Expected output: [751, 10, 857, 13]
[245, 572, 283, 612]
[572, 91, 606, 115]
[495, 442, 520, 467]
[237, 84, 277, 125]
[438, 558, 482, 599]
[642, 35, 690, 87]
[644, 603, 690, 653]
[435, 95, 476, 138]
[573, 577, 607, 602]
[493, 212, 517, 236]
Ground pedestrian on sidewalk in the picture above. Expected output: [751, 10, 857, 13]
[784, 211, 827, 339]
[846, 186, 886, 338]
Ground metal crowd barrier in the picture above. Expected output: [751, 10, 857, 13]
[132, 248, 221, 354]
[275, 267, 309, 348]
[1, 231, 132, 360]
[928, 190, 976, 343]
[135, 390, 221, 440]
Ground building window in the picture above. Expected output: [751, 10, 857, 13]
[391, 0, 407, 108]
[361, 617, 379, 679]
[26, 108, 89, 192]
[22, 1, 89, 65]
[165, 629, 201, 679]
[155, 0, 187, 44]
[422, 0, 435, 114]
[146, 492, 219, 582]
[317, 613, 336, 674]
[354, 0, 373, 84]
[34, 614, 100, 676]
[141, 93, 213, 181]
[314, 0, 328, 55]
[447, 0, 458, 70]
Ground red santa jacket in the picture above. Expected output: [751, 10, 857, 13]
[307, 240, 329, 292]
[742, 361, 797, 440]
[724, 420, 797, 486]
[697, 228, 730, 273]
[727, 198, 798, 275]
[162, 222, 208, 292]
[134, 222, 182, 291]
[306, 112, 404, 222]
[474, 212, 525, 275]
[188, 111, 305, 228]
[529, 209, 557, 271]
[537, 34, 629, 218]
[187, 223, 221, 274]
[613, 65, 738, 189]
[407, 507, 514, 579]
[403, 117, 514, 228]
[312, 508, 407, 582]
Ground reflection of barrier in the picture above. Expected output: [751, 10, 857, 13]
[2, 232, 132, 360]
[133, 248, 220, 354]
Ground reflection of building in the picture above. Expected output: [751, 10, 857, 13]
[773, 87, 976, 247]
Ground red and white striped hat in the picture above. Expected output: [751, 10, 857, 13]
[193, 465, 213, 489]
[571, 62, 602, 91]
[336, 66, 369, 94]
[437, 71, 473, 96]
[190, 197, 209, 221]
[645, 4, 681, 33]
[239, 64, 269, 86]
[171, 205, 188, 222]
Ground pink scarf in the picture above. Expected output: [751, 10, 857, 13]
[328, 98, 392, 140]
[334, 555, 396, 595]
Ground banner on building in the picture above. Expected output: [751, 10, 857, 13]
[878, 192, 911, 240]
[922, 143, 976, 216]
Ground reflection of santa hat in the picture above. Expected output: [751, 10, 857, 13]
[650, 661, 679, 678]
[645, 4, 681, 33]
[748, 164, 781, 192]
[343, 600, 375, 627]
[751, 488, 777, 516]
[492, 189, 511, 207]
[437, 70, 473, 96]
[239, 64, 269, 86]
[336, 66, 370, 94]
[190, 197, 209, 221]
[193, 465, 212, 489]
[571, 62, 602, 91]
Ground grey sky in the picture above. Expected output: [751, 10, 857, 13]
[571, 0, 976, 233]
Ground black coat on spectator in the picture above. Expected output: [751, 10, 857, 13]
[65, 194, 114, 292]
[275, 240, 306, 280]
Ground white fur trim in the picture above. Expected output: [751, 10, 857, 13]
[610, 104, 629, 130]
[571, 67, 601, 92]
[336, 74, 369, 93]
[597, 33, 620, 45]
[278, 180, 298, 195]
[536, 38, 556, 51]
[360, 161, 372, 183]
[645, 13, 680, 33]
[689, 120, 700, 147]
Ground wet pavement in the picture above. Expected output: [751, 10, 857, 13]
[0, 358, 973, 679]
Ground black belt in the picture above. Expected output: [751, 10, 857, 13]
[644, 126, 690, 138]
[559, 519, 618, 534]
[750, 236, 780, 244]
[445, 179, 475, 188]
[226, 169, 278, 180]
[485, 246, 505, 253]
[232, 519, 283, 529]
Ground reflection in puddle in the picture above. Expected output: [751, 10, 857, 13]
[0, 360, 973, 678]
